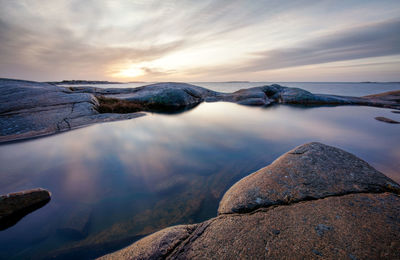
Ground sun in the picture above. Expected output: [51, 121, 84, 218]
[111, 64, 145, 78]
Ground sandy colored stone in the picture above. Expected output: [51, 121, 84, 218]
[218, 142, 400, 214]
[172, 193, 400, 259]
[99, 224, 197, 260]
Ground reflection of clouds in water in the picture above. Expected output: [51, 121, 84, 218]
[1, 101, 400, 258]
[174, 102, 373, 143]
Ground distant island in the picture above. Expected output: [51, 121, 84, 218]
[47, 80, 124, 85]
[222, 81, 250, 83]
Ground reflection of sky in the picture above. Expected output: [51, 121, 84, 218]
[0, 100, 399, 258]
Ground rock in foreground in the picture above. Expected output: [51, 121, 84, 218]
[99, 143, 400, 260]
[0, 188, 51, 230]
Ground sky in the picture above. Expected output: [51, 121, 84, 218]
[0, 0, 400, 82]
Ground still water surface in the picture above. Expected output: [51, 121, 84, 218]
[0, 82, 399, 259]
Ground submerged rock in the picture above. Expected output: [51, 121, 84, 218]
[0, 188, 51, 230]
[99, 143, 400, 259]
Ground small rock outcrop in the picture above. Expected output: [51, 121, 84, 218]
[0, 188, 51, 230]
[99, 143, 400, 259]
[375, 116, 400, 124]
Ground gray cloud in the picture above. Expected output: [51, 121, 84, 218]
[0, 0, 400, 81]
[242, 19, 400, 72]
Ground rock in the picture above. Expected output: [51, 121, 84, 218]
[98, 225, 198, 260]
[375, 116, 400, 124]
[103, 83, 218, 110]
[218, 142, 400, 214]
[168, 193, 400, 259]
[0, 78, 145, 143]
[99, 143, 400, 259]
[0, 188, 51, 230]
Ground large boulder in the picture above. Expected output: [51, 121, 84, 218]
[218, 142, 400, 214]
[0, 188, 51, 230]
[106, 83, 218, 110]
[99, 143, 400, 259]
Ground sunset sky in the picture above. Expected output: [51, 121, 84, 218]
[0, 0, 400, 82]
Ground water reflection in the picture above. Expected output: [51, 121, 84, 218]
[0, 102, 399, 259]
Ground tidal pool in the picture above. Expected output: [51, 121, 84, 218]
[0, 83, 399, 259]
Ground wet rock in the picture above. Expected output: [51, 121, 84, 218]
[99, 143, 400, 259]
[0, 188, 51, 230]
[375, 116, 400, 124]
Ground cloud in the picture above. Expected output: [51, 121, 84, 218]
[0, 0, 400, 81]
[242, 19, 400, 72]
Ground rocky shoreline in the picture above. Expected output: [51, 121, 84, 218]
[99, 142, 400, 259]
[1, 78, 399, 144]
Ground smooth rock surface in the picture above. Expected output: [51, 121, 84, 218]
[218, 142, 400, 214]
[99, 143, 400, 260]
[0, 78, 145, 143]
[0, 188, 51, 230]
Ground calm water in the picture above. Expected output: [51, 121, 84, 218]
[0, 82, 399, 259]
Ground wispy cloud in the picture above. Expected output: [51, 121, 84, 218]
[0, 0, 399, 81]
[242, 19, 400, 72]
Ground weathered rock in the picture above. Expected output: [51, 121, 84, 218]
[218, 142, 400, 214]
[98, 225, 198, 260]
[0, 78, 145, 143]
[375, 116, 400, 124]
[0, 188, 51, 230]
[99, 143, 400, 259]
[170, 193, 400, 259]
